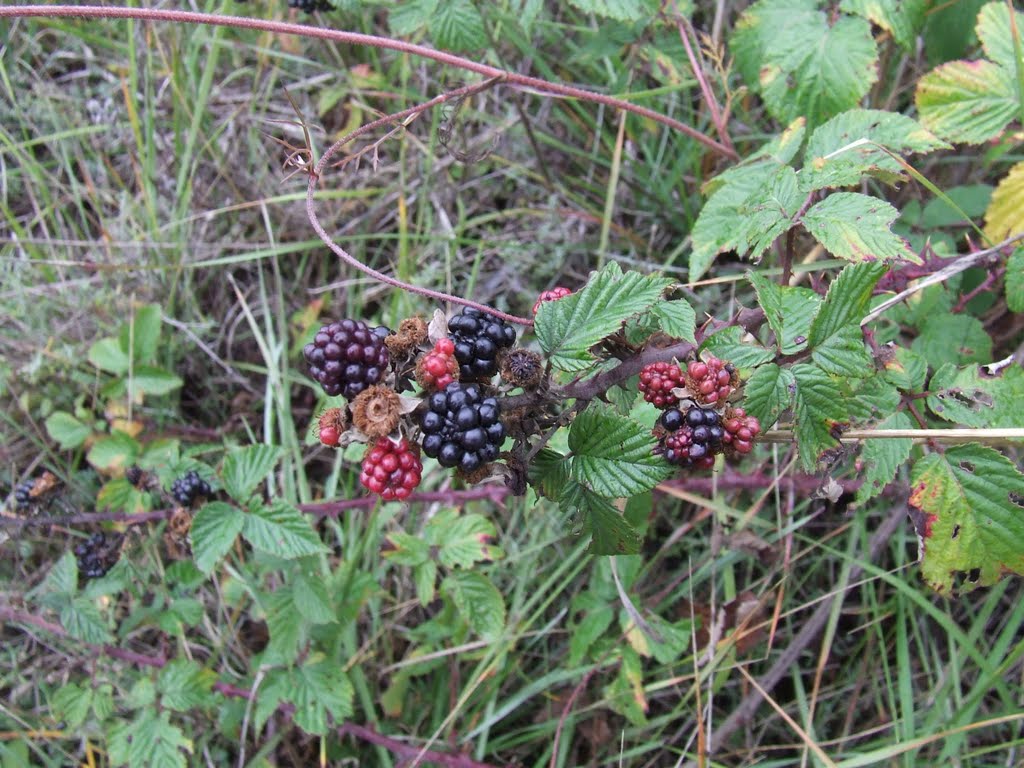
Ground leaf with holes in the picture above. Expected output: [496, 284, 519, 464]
[909, 445, 1024, 594]
[792, 364, 848, 471]
[802, 193, 918, 264]
[926, 363, 1023, 428]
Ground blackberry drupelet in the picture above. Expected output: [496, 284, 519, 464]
[419, 382, 505, 474]
[171, 470, 212, 507]
[446, 307, 516, 381]
[303, 319, 390, 399]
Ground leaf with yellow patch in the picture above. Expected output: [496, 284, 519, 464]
[984, 161, 1024, 243]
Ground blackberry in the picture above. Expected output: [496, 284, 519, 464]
[685, 355, 737, 406]
[75, 533, 119, 580]
[415, 338, 459, 391]
[360, 437, 422, 501]
[287, 0, 333, 13]
[655, 405, 722, 469]
[419, 382, 505, 473]
[126, 465, 143, 487]
[446, 308, 517, 381]
[13, 480, 33, 509]
[303, 319, 390, 399]
[722, 408, 761, 455]
[639, 361, 686, 409]
[532, 286, 573, 315]
[170, 470, 212, 507]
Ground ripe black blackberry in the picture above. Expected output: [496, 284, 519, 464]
[126, 465, 143, 487]
[13, 480, 33, 509]
[656, 406, 723, 469]
[75, 533, 118, 580]
[304, 319, 390, 399]
[419, 382, 505, 474]
[170, 470, 212, 507]
[446, 308, 517, 381]
[287, 0, 333, 13]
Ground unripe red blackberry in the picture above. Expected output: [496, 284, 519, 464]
[447, 308, 517, 381]
[685, 355, 737, 406]
[318, 407, 347, 447]
[639, 361, 686, 408]
[415, 338, 460, 391]
[419, 382, 505, 474]
[532, 286, 573, 315]
[359, 437, 422, 501]
[304, 319, 390, 400]
[722, 407, 761, 455]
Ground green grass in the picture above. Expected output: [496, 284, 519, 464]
[2, 2, 1023, 767]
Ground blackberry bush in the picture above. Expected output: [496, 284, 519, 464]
[303, 319, 390, 400]
[419, 382, 505, 473]
[170, 470, 212, 507]
[446, 307, 516, 381]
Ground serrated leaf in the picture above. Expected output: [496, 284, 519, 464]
[41, 552, 78, 598]
[129, 366, 183, 398]
[915, 59, 1018, 144]
[567, 0, 656, 21]
[61, 598, 112, 644]
[909, 445, 1024, 594]
[528, 448, 570, 500]
[45, 411, 91, 449]
[802, 193, 918, 264]
[88, 337, 129, 375]
[97, 478, 148, 515]
[87, 431, 139, 472]
[426, 510, 503, 568]
[926, 363, 1019, 427]
[569, 591, 615, 665]
[845, 376, 901, 423]
[383, 532, 431, 566]
[801, 108, 948, 191]
[1006, 249, 1024, 313]
[119, 304, 162, 366]
[882, 346, 929, 392]
[855, 411, 913, 504]
[292, 570, 336, 624]
[567, 403, 674, 497]
[428, 0, 487, 52]
[649, 299, 696, 343]
[560, 482, 643, 555]
[290, 656, 355, 735]
[52, 682, 92, 729]
[128, 710, 192, 768]
[442, 570, 506, 641]
[388, 0, 436, 36]
[733, 0, 878, 129]
[243, 501, 327, 559]
[792, 364, 848, 471]
[748, 272, 822, 354]
[840, 0, 926, 50]
[699, 326, 776, 368]
[263, 589, 306, 666]
[536, 262, 672, 371]
[742, 364, 795, 428]
[984, 162, 1024, 244]
[158, 660, 215, 712]
[976, 1, 1024, 70]
[911, 314, 992, 369]
[190, 502, 245, 575]
[221, 444, 283, 502]
[414, 561, 437, 606]
[808, 262, 886, 376]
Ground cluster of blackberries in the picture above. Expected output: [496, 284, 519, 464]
[170, 470, 212, 507]
[420, 383, 505, 473]
[75, 533, 117, 580]
[447, 307, 517, 381]
[304, 320, 390, 400]
[657, 406, 724, 469]
[286, 0, 333, 13]
[639, 361, 686, 409]
[13, 480, 33, 509]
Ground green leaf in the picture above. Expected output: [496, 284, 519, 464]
[910, 445, 1024, 594]
[158, 660, 215, 712]
[748, 272, 822, 353]
[41, 552, 78, 598]
[699, 326, 776, 368]
[916, 60, 1018, 144]
[88, 337, 129, 375]
[221, 444, 283, 502]
[567, 403, 675, 497]
[926, 363, 1019, 427]
[388, 0, 435, 36]
[190, 501, 245, 575]
[86, 431, 139, 472]
[126, 709, 192, 768]
[839, 0, 926, 50]
[1006, 249, 1024, 313]
[733, 0, 878, 129]
[61, 598, 112, 644]
[977, 1, 1024, 70]
[529, 448, 571, 500]
[855, 411, 913, 505]
[383, 532, 431, 566]
[742, 364, 795, 428]
[293, 570, 336, 625]
[792, 364, 848, 471]
[882, 346, 928, 392]
[845, 376, 901, 424]
[535, 262, 672, 371]
[45, 411, 91, 450]
[560, 482, 643, 555]
[119, 304, 162, 366]
[801, 108, 948, 191]
[984, 163, 1024, 244]
[441, 570, 506, 642]
[808, 262, 886, 376]
[290, 656, 355, 735]
[648, 299, 696, 343]
[569, 591, 615, 665]
[567, 0, 656, 21]
[97, 478, 148, 515]
[242, 501, 327, 559]
[428, 0, 487, 51]
[414, 561, 437, 606]
[52, 682, 92, 729]
[128, 366, 183, 398]
[426, 510, 504, 568]
[911, 314, 992, 369]
[802, 192, 918, 264]
[263, 589, 306, 666]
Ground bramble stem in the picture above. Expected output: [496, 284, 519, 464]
[763, 428, 1024, 445]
